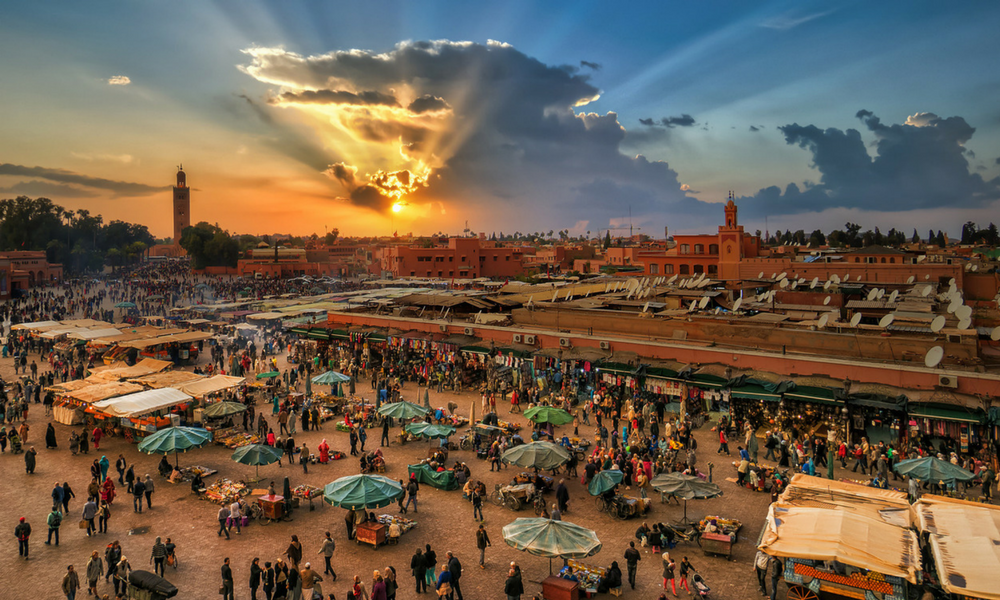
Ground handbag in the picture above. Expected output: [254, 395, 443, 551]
[219, 586, 226, 595]
[79, 520, 89, 529]
[437, 583, 452, 597]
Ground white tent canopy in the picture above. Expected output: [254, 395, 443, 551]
[175, 375, 245, 398]
[69, 328, 122, 340]
[92, 388, 192, 417]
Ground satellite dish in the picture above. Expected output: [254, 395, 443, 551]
[906, 275, 915, 284]
[551, 290, 559, 302]
[823, 280, 831, 290]
[924, 274, 931, 280]
[850, 314, 862, 327]
[758, 271, 765, 279]
[972, 265, 979, 272]
[925, 346, 944, 368]
[668, 275, 677, 284]
[770, 272, 777, 279]
[917, 255, 926, 263]
[921, 286, 932, 297]
[642, 302, 650, 313]
[879, 314, 894, 328]
[867, 289, 878, 301]
[956, 305, 972, 321]
[778, 272, 787, 280]
[791, 281, 799, 289]
[877, 288, 885, 299]
[779, 279, 789, 289]
[733, 298, 743, 312]
[810, 277, 819, 289]
[957, 317, 971, 330]
[964, 263, 972, 272]
[856, 275, 863, 282]
[888, 290, 898, 303]
[930, 315, 946, 333]
[832, 274, 841, 284]
[949, 278, 956, 287]
[991, 326, 1000, 341]
[714, 308, 721, 315]
[699, 296, 710, 309]
[947, 300, 959, 314]
[818, 314, 829, 328]
[823, 296, 831, 305]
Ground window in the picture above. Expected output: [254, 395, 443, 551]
[680, 244, 690, 254]
[493, 256, 498, 261]
[505, 256, 510, 261]
[694, 244, 704, 254]
[449, 256, 453, 262]
[709, 244, 719, 255]
[649, 264, 659, 274]
[880, 257, 886, 263]
[708, 265, 718, 275]
[693, 264, 704, 274]
[438, 271, 443, 277]
[889, 258, 895, 264]
[679, 264, 690, 274]
[664, 264, 674, 274]
[461, 256, 466, 262]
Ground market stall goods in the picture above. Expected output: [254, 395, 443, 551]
[205, 478, 250, 505]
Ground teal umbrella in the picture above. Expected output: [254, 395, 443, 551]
[405, 422, 456, 439]
[323, 474, 404, 510]
[588, 469, 624, 496]
[114, 301, 136, 308]
[202, 401, 247, 419]
[232, 443, 284, 480]
[256, 371, 280, 379]
[312, 371, 351, 385]
[524, 406, 574, 426]
[502, 517, 602, 574]
[893, 456, 975, 485]
[377, 401, 430, 420]
[147, 295, 165, 301]
[502, 441, 572, 471]
[194, 283, 210, 290]
[137, 426, 211, 466]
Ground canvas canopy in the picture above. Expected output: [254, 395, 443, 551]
[128, 371, 204, 389]
[120, 330, 212, 348]
[65, 382, 145, 404]
[92, 388, 192, 417]
[175, 375, 245, 397]
[913, 496, 1000, 600]
[68, 328, 122, 340]
[87, 358, 174, 382]
[759, 504, 920, 582]
[11, 320, 60, 330]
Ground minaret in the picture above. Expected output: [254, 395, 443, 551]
[718, 191, 744, 280]
[172, 165, 190, 246]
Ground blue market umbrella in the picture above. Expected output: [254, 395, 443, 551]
[588, 469, 624, 496]
[232, 443, 284, 479]
[893, 456, 975, 485]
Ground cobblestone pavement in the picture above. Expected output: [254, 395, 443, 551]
[1, 346, 922, 600]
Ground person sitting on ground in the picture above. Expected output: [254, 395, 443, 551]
[157, 456, 172, 479]
[596, 561, 622, 593]
[190, 473, 204, 494]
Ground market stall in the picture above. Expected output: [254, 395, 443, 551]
[323, 474, 406, 550]
[407, 463, 459, 490]
[204, 478, 250, 505]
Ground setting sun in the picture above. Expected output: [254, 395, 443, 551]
[391, 202, 405, 213]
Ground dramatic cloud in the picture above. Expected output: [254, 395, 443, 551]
[0, 163, 167, 197]
[580, 61, 601, 71]
[239, 40, 710, 229]
[70, 152, 135, 164]
[737, 110, 1000, 217]
[749, 125, 760, 132]
[271, 89, 400, 107]
[639, 114, 697, 128]
[0, 180, 98, 198]
[107, 75, 131, 85]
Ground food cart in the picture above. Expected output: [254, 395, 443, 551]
[759, 475, 919, 600]
[491, 482, 544, 513]
[697, 516, 741, 559]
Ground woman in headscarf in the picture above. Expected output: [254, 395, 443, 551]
[45, 423, 58, 449]
[100, 478, 116, 504]
[99, 455, 111, 482]
[318, 439, 330, 464]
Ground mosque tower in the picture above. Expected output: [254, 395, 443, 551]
[172, 165, 190, 247]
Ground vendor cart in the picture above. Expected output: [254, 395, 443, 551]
[600, 494, 652, 520]
[355, 521, 386, 549]
[490, 482, 546, 514]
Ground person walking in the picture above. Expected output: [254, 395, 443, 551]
[25, 445, 37, 474]
[447, 551, 463, 600]
[82, 497, 98, 537]
[132, 477, 146, 513]
[46, 505, 63, 546]
[143, 474, 155, 508]
[623, 541, 641, 589]
[300, 443, 309, 474]
[410, 548, 427, 593]
[504, 564, 523, 600]
[229, 500, 242, 535]
[114, 555, 132, 596]
[61, 481, 75, 514]
[678, 556, 696, 594]
[300, 562, 322, 600]
[286, 534, 303, 569]
[768, 556, 783, 600]
[85, 550, 104, 597]
[423, 544, 438, 590]
[318, 531, 336, 581]
[15, 517, 31, 559]
[218, 504, 231, 540]
[286, 564, 302, 600]
[221, 557, 235, 600]
[471, 486, 484, 522]
[476, 524, 492, 568]
[105, 542, 121, 588]
[405, 476, 419, 513]
[754, 550, 770, 595]
[62, 565, 80, 600]
[435, 564, 453, 600]
[250, 557, 263, 600]
[662, 551, 677, 596]
[115, 455, 127, 485]
[98, 500, 111, 534]
[151, 536, 167, 576]
[556, 479, 569, 513]
[263, 561, 275, 600]
[381, 417, 390, 447]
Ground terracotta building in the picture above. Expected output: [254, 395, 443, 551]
[376, 237, 534, 279]
[0, 250, 63, 294]
[148, 166, 190, 258]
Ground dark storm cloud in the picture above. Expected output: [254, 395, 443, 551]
[272, 89, 400, 107]
[638, 114, 697, 128]
[737, 110, 1000, 217]
[407, 95, 450, 114]
[996, 157, 1000, 165]
[0, 180, 99, 198]
[749, 125, 760, 132]
[580, 60, 601, 70]
[241, 40, 710, 226]
[0, 163, 166, 197]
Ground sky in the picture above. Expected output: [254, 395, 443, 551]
[2, 0, 1000, 240]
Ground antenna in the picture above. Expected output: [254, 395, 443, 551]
[850, 313, 862, 327]
[924, 346, 944, 368]
[930, 315, 945, 333]
[879, 314, 894, 328]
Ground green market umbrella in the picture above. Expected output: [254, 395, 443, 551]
[147, 295, 165, 301]
[114, 301, 136, 308]
[588, 469, 624, 496]
[312, 371, 351, 385]
[231, 443, 284, 480]
[502, 517, 602, 573]
[323, 474, 404, 510]
[256, 371, 280, 379]
[651, 472, 723, 524]
[502, 441, 571, 471]
[203, 401, 247, 419]
[194, 283, 210, 289]
[893, 456, 975, 485]
[404, 422, 456, 440]
[377, 400, 430, 420]
[524, 406, 574, 426]
[137, 426, 211, 466]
